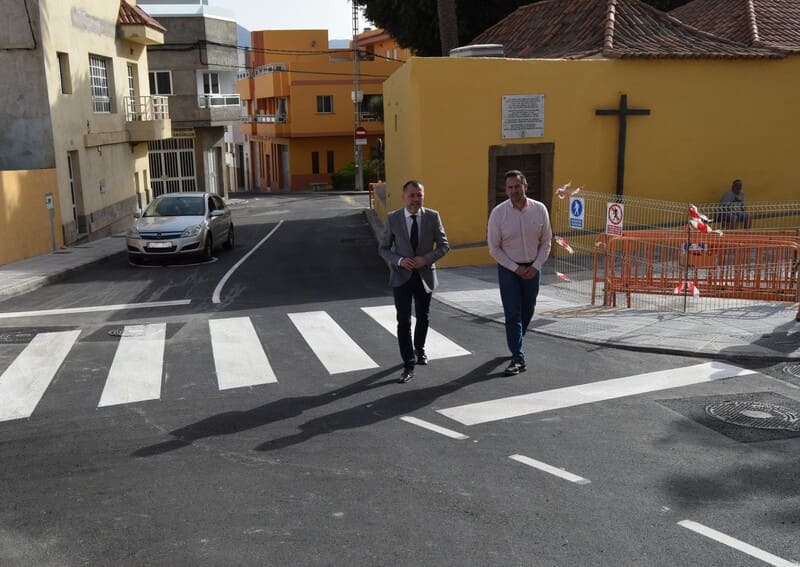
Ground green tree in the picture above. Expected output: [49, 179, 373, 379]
[360, 0, 696, 56]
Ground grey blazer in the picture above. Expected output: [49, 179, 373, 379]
[378, 207, 450, 289]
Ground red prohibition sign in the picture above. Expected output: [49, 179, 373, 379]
[608, 203, 623, 224]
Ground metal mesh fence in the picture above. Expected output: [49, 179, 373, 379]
[550, 189, 800, 313]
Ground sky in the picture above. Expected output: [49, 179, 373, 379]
[221, 0, 372, 40]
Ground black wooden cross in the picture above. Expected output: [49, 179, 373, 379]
[595, 94, 651, 197]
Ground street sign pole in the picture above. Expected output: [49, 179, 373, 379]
[352, 1, 364, 192]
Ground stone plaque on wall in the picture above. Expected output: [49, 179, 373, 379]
[502, 94, 544, 139]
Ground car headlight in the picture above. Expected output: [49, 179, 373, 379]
[181, 224, 202, 238]
[127, 227, 140, 238]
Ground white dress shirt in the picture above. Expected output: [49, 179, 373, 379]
[487, 198, 552, 272]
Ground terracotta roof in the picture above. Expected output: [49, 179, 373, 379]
[671, 0, 800, 53]
[118, 0, 167, 33]
[470, 0, 783, 59]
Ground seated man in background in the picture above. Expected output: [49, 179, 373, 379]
[718, 179, 752, 229]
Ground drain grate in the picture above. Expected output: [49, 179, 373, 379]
[705, 400, 800, 431]
[784, 364, 800, 378]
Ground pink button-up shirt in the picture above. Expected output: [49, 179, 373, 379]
[487, 198, 553, 272]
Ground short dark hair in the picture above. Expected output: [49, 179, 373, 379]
[403, 179, 423, 192]
[505, 170, 527, 185]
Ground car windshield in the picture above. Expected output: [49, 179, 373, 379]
[143, 196, 205, 217]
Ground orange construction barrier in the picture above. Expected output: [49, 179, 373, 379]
[593, 229, 800, 309]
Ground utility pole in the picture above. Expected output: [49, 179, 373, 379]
[352, 0, 364, 192]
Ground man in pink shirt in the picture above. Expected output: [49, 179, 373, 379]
[487, 170, 553, 375]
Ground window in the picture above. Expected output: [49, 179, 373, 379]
[127, 64, 137, 118]
[89, 55, 111, 113]
[316, 95, 333, 114]
[148, 71, 172, 95]
[326, 151, 334, 174]
[57, 52, 71, 94]
[311, 151, 320, 174]
[203, 72, 220, 94]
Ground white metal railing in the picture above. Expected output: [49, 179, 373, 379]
[359, 111, 382, 122]
[245, 113, 287, 124]
[197, 93, 241, 108]
[237, 69, 252, 80]
[254, 63, 287, 76]
[124, 96, 169, 121]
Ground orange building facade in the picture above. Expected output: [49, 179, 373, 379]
[237, 29, 405, 191]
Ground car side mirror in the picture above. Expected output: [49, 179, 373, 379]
[133, 210, 142, 219]
[210, 210, 224, 217]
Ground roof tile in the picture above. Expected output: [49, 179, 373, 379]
[470, 0, 784, 59]
[671, 0, 800, 53]
[118, 1, 167, 33]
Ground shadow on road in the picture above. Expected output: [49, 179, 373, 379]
[132, 357, 506, 458]
[254, 357, 506, 452]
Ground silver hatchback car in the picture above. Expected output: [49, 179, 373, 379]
[126, 192, 234, 264]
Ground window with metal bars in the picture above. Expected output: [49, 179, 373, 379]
[89, 55, 111, 113]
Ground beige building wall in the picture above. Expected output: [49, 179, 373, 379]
[41, 0, 158, 242]
[382, 56, 800, 267]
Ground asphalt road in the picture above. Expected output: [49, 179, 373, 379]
[0, 194, 797, 566]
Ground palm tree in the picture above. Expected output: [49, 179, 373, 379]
[437, 0, 458, 55]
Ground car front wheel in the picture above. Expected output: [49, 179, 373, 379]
[202, 235, 213, 260]
[223, 225, 234, 250]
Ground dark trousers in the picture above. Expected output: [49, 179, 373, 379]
[393, 270, 432, 369]
[498, 265, 541, 362]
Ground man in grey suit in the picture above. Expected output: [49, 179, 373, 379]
[379, 180, 450, 383]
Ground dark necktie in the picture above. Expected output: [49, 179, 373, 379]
[410, 214, 419, 253]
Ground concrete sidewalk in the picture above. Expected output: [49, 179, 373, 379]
[434, 264, 799, 361]
[1, 210, 798, 361]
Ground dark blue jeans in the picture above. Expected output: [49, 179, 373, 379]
[393, 270, 432, 369]
[497, 265, 540, 362]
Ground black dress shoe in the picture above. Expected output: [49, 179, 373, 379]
[399, 367, 414, 383]
[416, 350, 428, 365]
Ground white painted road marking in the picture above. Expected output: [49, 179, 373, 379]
[678, 520, 799, 567]
[209, 317, 277, 389]
[361, 305, 471, 360]
[99, 324, 166, 407]
[438, 362, 757, 426]
[0, 330, 81, 422]
[400, 416, 469, 440]
[0, 300, 191, 319]
[289, 311, 379, 374]
[509, 454, 591, 484]
[213, 220, 283, 304]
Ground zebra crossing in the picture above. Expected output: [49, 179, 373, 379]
[0, 305, 471, 423]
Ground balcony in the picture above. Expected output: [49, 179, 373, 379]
[247, 113, 287, 124]
[123, 96, 171, 142]
[254, 63, 287, 75]
[198, 94, 241, 108]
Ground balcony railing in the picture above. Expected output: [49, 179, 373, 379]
[359, 111, 382, 122]
[244, 113, 288, 124]
[124, 95, 169, 121]
[254, 63, 287, 76]
[237, 69, 253, 80]
[197, 94, 241, 108]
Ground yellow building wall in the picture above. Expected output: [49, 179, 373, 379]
[288, 136, 354, 188]
[0, 170, 64, 265]
[383, 56, 800, 267]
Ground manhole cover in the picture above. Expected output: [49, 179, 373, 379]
[784, 364, 800, 378]
[705, 400, 800, 431]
